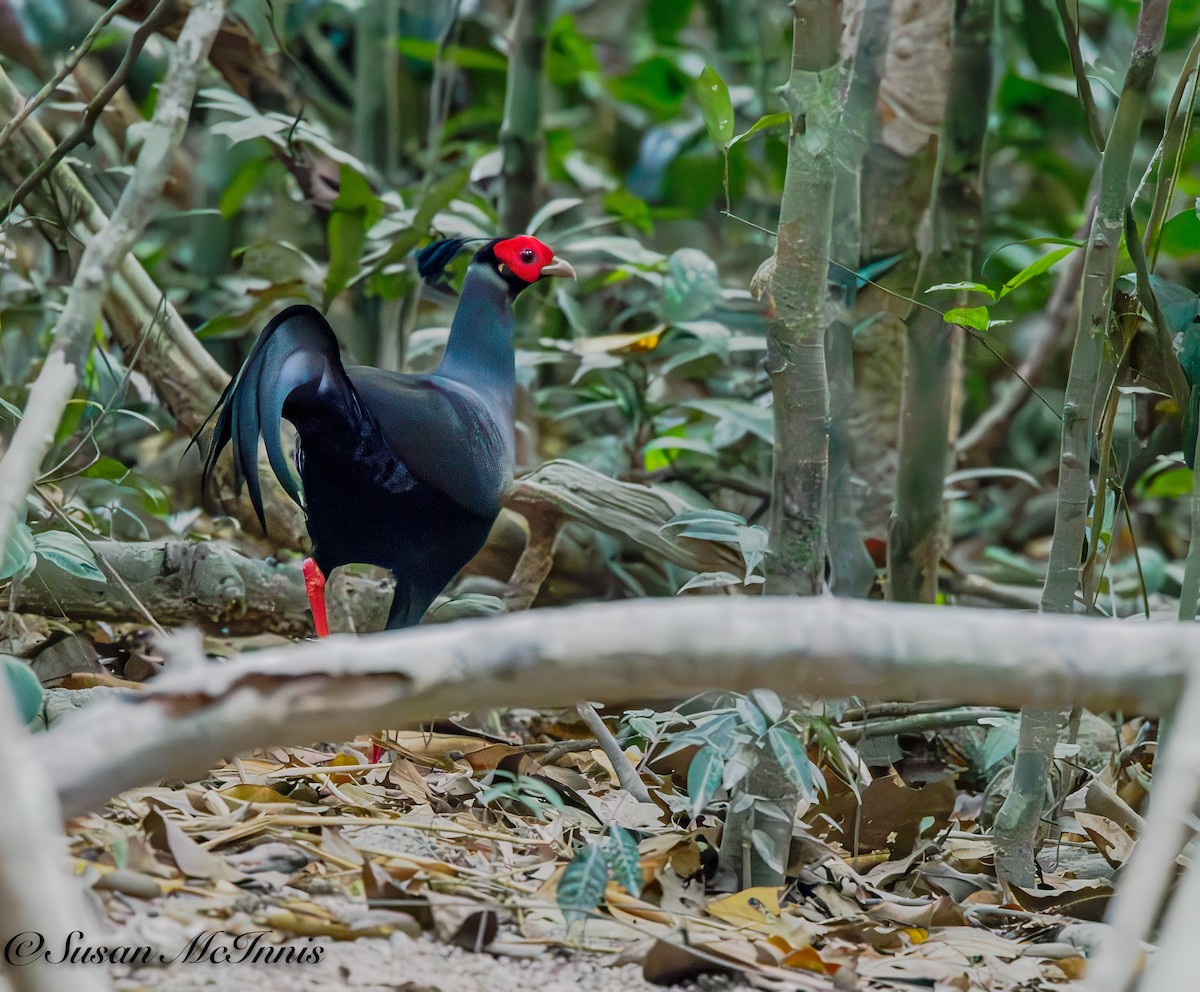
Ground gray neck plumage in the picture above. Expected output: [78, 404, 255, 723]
[435, 264, 516, 412]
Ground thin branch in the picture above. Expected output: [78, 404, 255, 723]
[0, 0, 132, 154]
[575, 702, 653, 803]
[1, 0, 177, 224]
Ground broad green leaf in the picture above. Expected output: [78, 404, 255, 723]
[735, 695, 768, 736]
[1159, 208, 1200, 260]
[2, 655, 43, 726]
[731, 111, 789, 145]
[34, 531, 105, 582]
[979, 717, 1020, 771]
[767, 725, 826, 798]
[660, 248, 721, 322]
[943, 306, 991, 332]
[557, 844, 610, 928]
[748, 689, 785, 725]
[1137, 465, 1194, 499]
[996, 245, 1077, 299]
[1, 521, 34, 582]
[695, 65, 734, 149]
[325, 165, 381, 307]
[605, 826, 643, 897]
[750, 828, 785, 873]
[681, 398, 774, 447]
[687, 744, 725, 815]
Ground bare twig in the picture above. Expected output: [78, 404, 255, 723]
[575, 702, 653, 803]
[41, 596, 1200, 817]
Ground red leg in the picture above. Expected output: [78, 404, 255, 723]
[302, 557, 329, 637]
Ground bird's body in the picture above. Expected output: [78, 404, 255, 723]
[200, 236, 574, 631]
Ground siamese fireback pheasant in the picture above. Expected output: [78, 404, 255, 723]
[199, 236, 575, 633]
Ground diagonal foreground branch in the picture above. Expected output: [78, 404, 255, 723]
[0, 0, 228, 565]
[43, 596, 1196, 817]
[0, 675, 108, 992]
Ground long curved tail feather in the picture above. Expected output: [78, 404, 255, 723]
[197, 304, 350, 531]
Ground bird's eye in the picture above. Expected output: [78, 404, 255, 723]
[520, 248, 536, 263]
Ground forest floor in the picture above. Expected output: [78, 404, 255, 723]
[31, 700, 1131, 992]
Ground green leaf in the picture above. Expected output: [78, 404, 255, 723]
[979, 718, 1020, 771]
[395, 38, 507, 72]
[557, 844, 610, 928]
[996, 244, 1078, 299]
[927, 281, 996, 301]
[1137, 465, 1194, 499]
[686, 744, 725, 815]
[2, 655, 43, 726]
[748, 689, 785, 725]
[750, 827, 785, 873]
[943, 306, 991, 332]
[766, 725, 826, 798]
[735, 695, 768, 736]
[324, 165, 381, 307]
[0, 396, 22, 420]
[605, 826, 643, 897]
[731, 111, 789, 145]
[1, 521, 35, 582]
[1158, 208, 1200, 260]
[34, 531, 105, 582]
[695, 65, 734, 149]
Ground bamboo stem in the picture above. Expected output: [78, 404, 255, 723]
[499, 0, 553, 234]
[765, 0, 844, 595]
[887, 0, 994, 603]
[1040, 0, 1171, 614]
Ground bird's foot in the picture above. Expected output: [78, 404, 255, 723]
[302, 557, 330, 637]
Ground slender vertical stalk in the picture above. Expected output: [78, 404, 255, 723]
[992, 707, 1065, 887]
[827, 0, 889, 598]
[887, 0, 994, 603]
[1179, 418, 1200, 620]
[765, 0, 844, 595]
[499, 0, 553, 235]
[1040, 0, 1171, 614]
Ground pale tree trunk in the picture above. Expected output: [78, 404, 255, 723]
[766, 0, 845, 595]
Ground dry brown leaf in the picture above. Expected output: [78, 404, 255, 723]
[1074, 811, 1136, 867]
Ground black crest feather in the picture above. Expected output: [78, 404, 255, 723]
[417, 238, 472, 283]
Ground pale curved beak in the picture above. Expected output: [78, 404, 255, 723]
[540, 256, 577, 280]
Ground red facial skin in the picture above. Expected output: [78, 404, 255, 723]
[492, 235, 555, 283]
